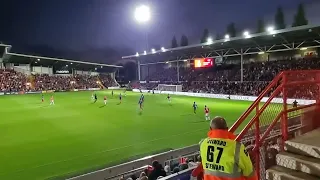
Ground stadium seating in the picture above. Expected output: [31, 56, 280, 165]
[142, 57, 320, 97]
[0, 69, 28, 92]
[0, 68, 117, 92]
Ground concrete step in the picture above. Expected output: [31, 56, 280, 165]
[285, 128, 320, 159]
[276, 152, 320, 177]
[266, 166, 319, 180]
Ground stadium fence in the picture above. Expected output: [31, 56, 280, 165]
[229, 70, 320, 180]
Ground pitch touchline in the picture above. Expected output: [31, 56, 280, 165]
[0, 128, 207, 176]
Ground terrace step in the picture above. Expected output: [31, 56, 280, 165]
[266, 166, 319, 180]
[285, 128, 320, 159]
[276, 152, 320, 177]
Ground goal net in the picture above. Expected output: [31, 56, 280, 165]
[157, 84, 183, 92]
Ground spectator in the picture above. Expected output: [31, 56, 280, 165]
[179, 163, 188, 171]
[148, 160, 166, 180]
[173, 167, 180, 174]
[164, 165, 170, 175]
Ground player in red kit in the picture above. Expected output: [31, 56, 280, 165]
[104, 96, 107, 105]
[204, 105, 210, 121]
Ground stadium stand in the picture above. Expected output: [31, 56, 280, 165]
[0, 44, 121, 93]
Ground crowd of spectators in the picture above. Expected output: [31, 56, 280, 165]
[0, 69, 117, 92]
[0, 69, 28, 92]
[34, 74, 118, 91]
[142, 58, 320, 98]
[34, 74, 76, 91]
[100, 74, 118, 87]
[120, 157, 201, 180]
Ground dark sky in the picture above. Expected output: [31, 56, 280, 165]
[0, 0, 318, 54]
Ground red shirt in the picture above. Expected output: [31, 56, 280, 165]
[205, 107, 209, 113]
[192, 163, 204, 180]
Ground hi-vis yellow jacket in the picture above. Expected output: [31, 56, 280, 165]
[200, 130, 258, 180]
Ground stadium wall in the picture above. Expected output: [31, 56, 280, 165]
[75, 70, 99, 76]
[32, 66, 53, 74]
[132, 89, 315, 105]
[12, 64, 54, 75]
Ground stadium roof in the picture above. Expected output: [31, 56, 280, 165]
[0, 44, 122, 71]
[122, 24, 320, 64]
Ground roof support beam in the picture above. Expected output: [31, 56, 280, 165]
[295, 41, 305, 49]
[6, 52, 122, 68]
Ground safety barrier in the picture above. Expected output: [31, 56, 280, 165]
[228, 70, 320, 180]
[66, 144, 199, 180]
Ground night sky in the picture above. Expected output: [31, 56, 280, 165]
[0, 0, 319, 57]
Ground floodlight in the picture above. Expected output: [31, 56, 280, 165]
[151, 48, 156, 53]
[70, 63, 73, 64]
[183, 60, 188, 62]
[243, 31, 251, 38]
[267, 26, 274, 32]
[101, 66, 103, 68]
[143, 50, 147, 55]
[134, 5, 151, 23]
[135, 52, 139, 57]
[165, 61, 169, 64]
[224, 34, 230, 42]
[37, 59, 40, 61]
[300, 47, 307, 50]
[95, 67, 97, 70]
[267, 26, 276, 35]
[35, 62, 38, 64]
[207, 37, 213, 44]
[161, 47, 166, 52]
[66, 65, 68, 67]
[258, 52, 265, 55]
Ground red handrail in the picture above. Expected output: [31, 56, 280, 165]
[229, 72, 283, 133]
[235, 84, 283, 141]
[229, 70, 320, 180]
[255, 103, 315, 150]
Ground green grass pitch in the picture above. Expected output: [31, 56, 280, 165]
[0, 90, 254, 180]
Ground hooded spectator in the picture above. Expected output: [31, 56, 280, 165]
[148, 160, 166, 180]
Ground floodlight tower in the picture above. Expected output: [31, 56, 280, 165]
[134, 4, 151, 80]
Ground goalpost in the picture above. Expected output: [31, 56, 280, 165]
[157, 84, 183, 92]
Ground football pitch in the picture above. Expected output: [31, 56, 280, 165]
[0, 90, 254, 180]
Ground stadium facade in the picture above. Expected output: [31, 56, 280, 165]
[123, 24, 320, 82]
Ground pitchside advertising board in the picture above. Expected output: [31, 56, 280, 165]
[193, 58, 215, 68]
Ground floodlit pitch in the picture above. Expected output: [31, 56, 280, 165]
[0, 90, 253, 180]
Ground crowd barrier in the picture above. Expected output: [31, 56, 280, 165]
[132, 89, 315, 105]
[162, 168, 194, 180]
[67, 144, 199, 180]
